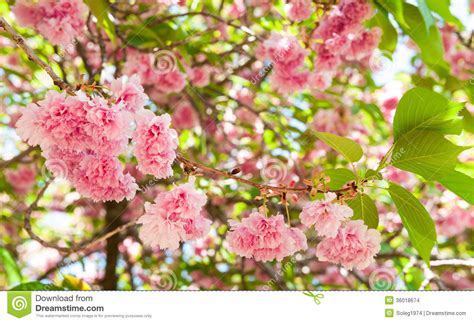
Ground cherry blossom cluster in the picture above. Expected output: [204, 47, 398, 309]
[311, 0, 381, 89]
[440, 25, 474, 80]
[137, 177, 211, 250]
[4, 165, 37, 195]
[255, 32, 310, 94]
[316, 220, 381, 270]
[133, 110, 178, 179]
[254, 0, 380, 94]
[286, 0, 313, 22]
[15, 75, 178, 202]
[301, 193, 381, 270]
[226, 211, 308, 262]
[123, 49, 188, 99]
[12, 0, 88, 46]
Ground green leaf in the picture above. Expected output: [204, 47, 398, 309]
[388, 183, 437, 265]
[460, 107, 474, 133]
[366, 10, 398, 53]
[84, 0, 116, 44]
[324, 168, 356, 190]
[315, 132, 363, 162]
[376, 0, 408, 29]
[10, 282, 64, 291]
[396, 4, 449, 76]
[348, 193, 379, 229]
[426, 0, 463, 30]
[365, 169, 382, 180]
[438, 170, 474, 205]
[393, 87, 464, 139]
[392, 130, 467, 180]
[0, 247, 22, 286]
[416, 0, 435, 32]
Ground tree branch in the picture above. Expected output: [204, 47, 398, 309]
[176, 153, 354, 195]
[0, 17, 75, 95]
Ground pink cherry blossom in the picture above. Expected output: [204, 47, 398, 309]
[123, 50, 156, 85]
[226, 0, 246, 19]
[300, 192, 353, 237]
[74, 154, 138, 202]
[5, 165, 36, 195]
[188, 65, 212, 87]
[311, 0, 379, 83]
[316, 220, 381, 270]
[12, 0, 88, 46]
[15, 89, 140, 202]
[156, 70, 187, 94]
[257, 32, 310, 94]
[110, 74, 148, 113]
[435, 205, 473, 238]
[171, 101, 200, 129]
[133, 110, 178, 178]
[137, 177, 210, 250]
[287, 0, 313, 22]
[227, 212, 307, 262]
[270, 69, 309, 94]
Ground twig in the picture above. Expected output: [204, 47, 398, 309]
[0, 146, 36, 169]
[176, 153, 354, 195]
[0, 17, 75, 95]
[23, 182, 137, 253]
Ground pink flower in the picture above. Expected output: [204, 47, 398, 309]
[171, 101, 200, 129]
[435, 205, 473, 238]
[74, 154, 138, 202]
[123, 50, 156, 85]
[287, 0, 313, 22]
[111, 74, 148, 113]
[300, 193, 353, 237]
[227, 212, 307, 262]
[156, 70, 187, 94]
[257, 32, 310, 94]
[339, 0, 373, 25]
[270, 69, 309, 94]
[344, 28, 382, 61]
[309, 71, 333, 90]
[188, 66, 212, 87]
[5, 165, 36, 195]
[261, 32, 308, 70]
[12, 0, 88, 46]
[15, 90, 137, 202]
[137, 177, 210, 250]
[226, 0, 246, 18]
[133, 110, 178, 178]
[316, 220, 381, 270]
[311, 0, 378, 73]
[85, 97, 130, 141]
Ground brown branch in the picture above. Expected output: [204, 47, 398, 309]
[0, 17, 75, 95]
[176, 153, 354, 195]
[102, 201, 127, 290]
[24, 182, 137, 253]
[0, 146, 36, 169]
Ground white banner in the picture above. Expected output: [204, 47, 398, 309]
[0, 291, 472, 322]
